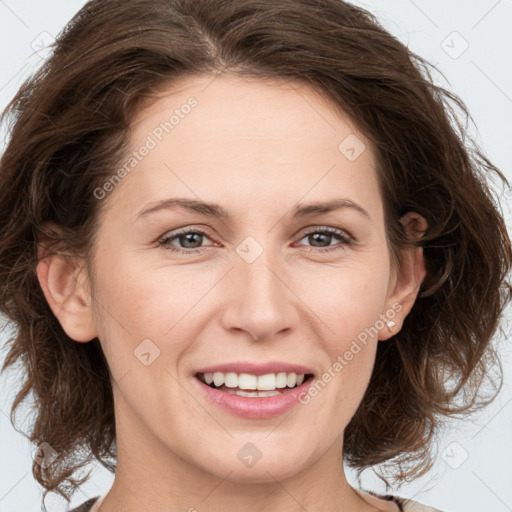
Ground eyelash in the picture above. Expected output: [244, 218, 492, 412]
[158, 226, 353, 255]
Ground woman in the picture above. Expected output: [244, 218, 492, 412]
[0, 1, 510, 511]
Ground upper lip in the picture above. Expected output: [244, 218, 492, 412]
[195, 361, 315, 376]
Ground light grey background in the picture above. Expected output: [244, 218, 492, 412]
[0, 1, 511, 511]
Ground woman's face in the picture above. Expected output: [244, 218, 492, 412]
[50, 74, 423, 485]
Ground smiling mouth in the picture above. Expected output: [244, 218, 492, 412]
[195, 372, 315, 396]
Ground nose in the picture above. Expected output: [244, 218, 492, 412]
[220, 244, 300, 342]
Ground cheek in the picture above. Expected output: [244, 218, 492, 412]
[303, 262, 388, 396]
[297, 259, 390, 338]
[89, 250, 185, 376]
[92, 241, 193, 330]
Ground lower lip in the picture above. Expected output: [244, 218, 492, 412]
[194, 376, 314, 419]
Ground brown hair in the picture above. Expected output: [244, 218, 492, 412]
[1, 0, 511, 504]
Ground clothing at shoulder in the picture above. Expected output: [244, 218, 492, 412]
[68, 493, 448, 512]
[399, 497, 447, 512]
[367, 490, 447, 512]
[69, 496, 100, 512]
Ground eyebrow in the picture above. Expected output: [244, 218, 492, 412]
[134, 197, 371, 221]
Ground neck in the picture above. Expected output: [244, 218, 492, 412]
[96, 391, 389, 512]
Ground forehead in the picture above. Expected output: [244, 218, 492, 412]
[101, 73, 382, 225]
[131, 73, 365, 148]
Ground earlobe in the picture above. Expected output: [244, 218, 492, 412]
[379, 212, 427, 341]
[36, 251, 98, 343]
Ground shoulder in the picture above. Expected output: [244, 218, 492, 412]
[364, 490, 448, 512]
[399, 496, 447, 512]
[66, 493, 449, 512]
[382, 496, 443, 512]
[68, 496, 100, 512]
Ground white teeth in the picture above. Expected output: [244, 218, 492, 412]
[256, 373, 275, 390]
[256, 390, 281, 397]
[225, 389, 282, 397]
[276, 372, 288, 388]
[224, 372, 238, 388]
[213, 372, 224, 387]
[238, 373, 257, 389]
[200, 371, 308, 390]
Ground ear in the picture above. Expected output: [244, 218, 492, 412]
[379, 211, 427, 341]
[36, 225, 98, 343]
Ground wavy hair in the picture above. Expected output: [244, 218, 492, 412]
[0, 0, 511, 505]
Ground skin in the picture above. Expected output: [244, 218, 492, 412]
[37, 74, 427, 512]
